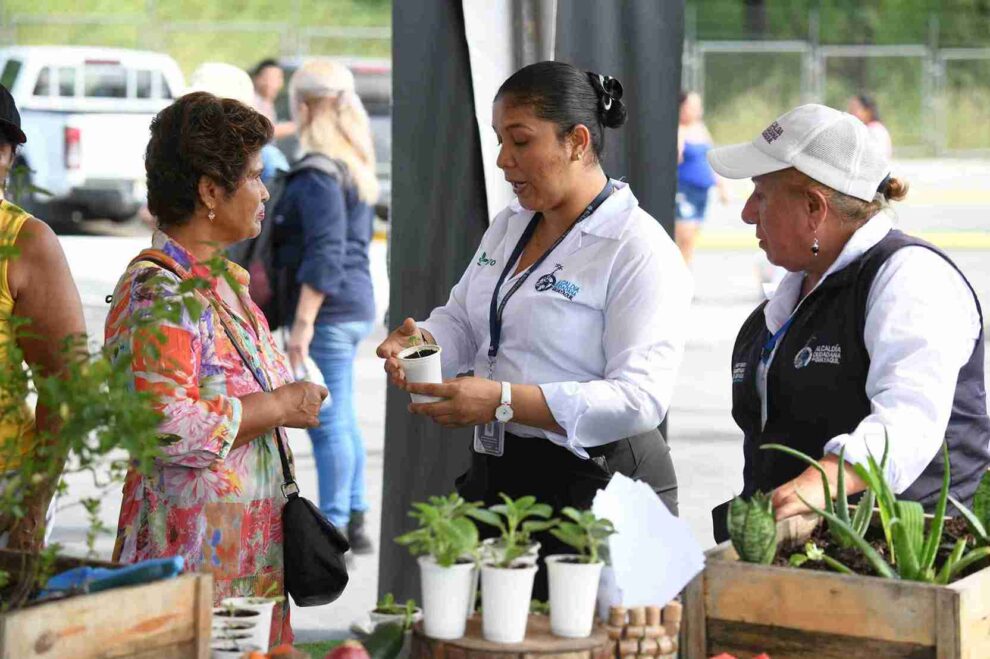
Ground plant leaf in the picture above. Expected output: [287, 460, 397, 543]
[948, 495, 990, 544]
[920, 442, 951, 571]
[796, 491, 897, 579]
[972, 470, 990, 531]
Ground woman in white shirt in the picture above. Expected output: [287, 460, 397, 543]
[707, 104, 989, 541]
[377, 61, 691, 594]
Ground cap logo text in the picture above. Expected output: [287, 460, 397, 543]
[762, 121, 784, 143]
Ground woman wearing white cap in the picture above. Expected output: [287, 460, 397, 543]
[707, 104, 990, 538]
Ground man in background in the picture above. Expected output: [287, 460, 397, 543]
[253, 58, 296, 140]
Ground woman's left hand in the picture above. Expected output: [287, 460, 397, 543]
[406, 376, 501, 428]
[771, 454, 867, 521]
[287, 320, 315, 376]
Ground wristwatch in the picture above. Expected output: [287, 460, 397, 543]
[494, 381, 514, 423]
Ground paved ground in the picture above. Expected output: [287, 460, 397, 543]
[44, 158, 990, 641]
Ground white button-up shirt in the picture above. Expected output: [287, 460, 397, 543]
[759, 213, 983, 493]
[419, 181, 693, 458]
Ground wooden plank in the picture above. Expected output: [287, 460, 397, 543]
[680, 571, 706, 659]
[935, 588, 961, 659]
[708, 619, 935, 659]
[948, 568, 990, 659]
[192, 573, 213, 659]
[704, 558, 938, 645]
[412, 615, 610, 658]
[2, 573, 205, 658]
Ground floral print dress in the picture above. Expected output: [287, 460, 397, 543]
[106, 231, 295, 645]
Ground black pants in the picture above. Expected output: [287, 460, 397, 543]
[455, 428, 678, 600]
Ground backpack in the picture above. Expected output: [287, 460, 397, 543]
[228, 153, 345, 331]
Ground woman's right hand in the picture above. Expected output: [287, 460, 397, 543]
[376, 317, 423, 387]
[274, 381, 329, 428]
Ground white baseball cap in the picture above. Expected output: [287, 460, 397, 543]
[707, 104, 890, 202]
[187, 62, 254, 106]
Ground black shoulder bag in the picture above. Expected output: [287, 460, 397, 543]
[134, 251, 350, 606]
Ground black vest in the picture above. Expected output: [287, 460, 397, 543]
[731, 230, 990, 510]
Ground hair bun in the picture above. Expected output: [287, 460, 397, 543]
[587, 71, 628, 129]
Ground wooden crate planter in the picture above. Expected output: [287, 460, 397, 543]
[682, 540, 990, 659]
[0, 549, 212, 658]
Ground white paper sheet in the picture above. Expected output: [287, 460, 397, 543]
[592, 473, 705, 611]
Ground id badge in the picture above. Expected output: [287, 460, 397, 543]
[473, 421, 505, 456]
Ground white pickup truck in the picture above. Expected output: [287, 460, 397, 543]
[0, 46, 185, 223]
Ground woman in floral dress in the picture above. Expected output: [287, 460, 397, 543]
[105, 92, 328, 646]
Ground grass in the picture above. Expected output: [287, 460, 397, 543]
[2, 0, 390, 74]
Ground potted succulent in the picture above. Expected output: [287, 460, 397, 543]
[545, 507, 616, 638]
[469, 494, 557, 643]
[370, 592, 423, 630]
[396, 335, 443, 403]
[684, 440, 990, 657]
[395, 493, 482, 640]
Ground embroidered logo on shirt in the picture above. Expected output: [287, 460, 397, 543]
[794, 344, 841, 369]
[535, 264, 581, 300]
[732, 362, 747, 383]
[477, 251, 497, 267]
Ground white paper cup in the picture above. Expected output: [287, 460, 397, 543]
[546, 555, 604, 638]
[419, 556, 476, 640]
[397, 344, 443, 403]
[481, 564, 538, 643]
[220, 597, 275, 650]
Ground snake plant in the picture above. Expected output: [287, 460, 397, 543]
[728, 491, 778, 564]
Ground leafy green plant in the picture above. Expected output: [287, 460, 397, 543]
[761, 443, 879, 549]
[468, 493, 557, 568]
[394, 493, 482, 567]
[529, 599, 550, 615]
[375, 593, 419, 630]
[790, 541, 855, 575]
[0, 246, 238, 609]
[797, 442, 990, 583]
[727, 491, 777, 564]
[548, 507, 615, 564]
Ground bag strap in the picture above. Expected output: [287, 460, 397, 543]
[132, 250, 300, 499]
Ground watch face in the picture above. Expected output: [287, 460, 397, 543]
[495, 404, 513, 423]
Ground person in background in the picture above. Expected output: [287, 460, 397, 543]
[107, 92, 328, 646]
[708, 104, 988, 540]
[675, 91, 728, 266]
[0, 84, 87, 550]
[275, 60, 379, 553]
[252, 58, 296, 141]
[848, 94, 893, 160]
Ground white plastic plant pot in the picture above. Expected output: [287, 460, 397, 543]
[397, 344, 443, 403]
[545, 555, 604, 638]
[481, 563, 538, 643]
[479, 539, 540, 567]
[419, 555, 476, 640]
[369, 606, 423, 630]
[220, 597, 276, 651]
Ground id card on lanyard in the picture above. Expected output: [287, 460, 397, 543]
[473, 179, 615, 456]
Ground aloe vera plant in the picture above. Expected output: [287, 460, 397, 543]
[728, 491, 778, 564]
[948, 470, 990, 546]
[761, 442, 881, 549]
[797, 442, 990, 583]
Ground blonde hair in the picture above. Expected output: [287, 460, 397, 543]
[289, 60, 379, 204]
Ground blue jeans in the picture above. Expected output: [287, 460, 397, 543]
[307, 320, 375, 527]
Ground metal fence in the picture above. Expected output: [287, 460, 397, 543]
[683, 11, 990, 156]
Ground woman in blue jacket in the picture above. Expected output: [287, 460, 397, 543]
[273, 60, 379, 553]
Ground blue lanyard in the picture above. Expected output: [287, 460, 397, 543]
[761, 316, 794, 365]
[487, 180, 614, 371]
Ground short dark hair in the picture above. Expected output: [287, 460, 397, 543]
[253, 58, 281, 78]
[145, 92, 273, 228]
[495, 61, 627, 162]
